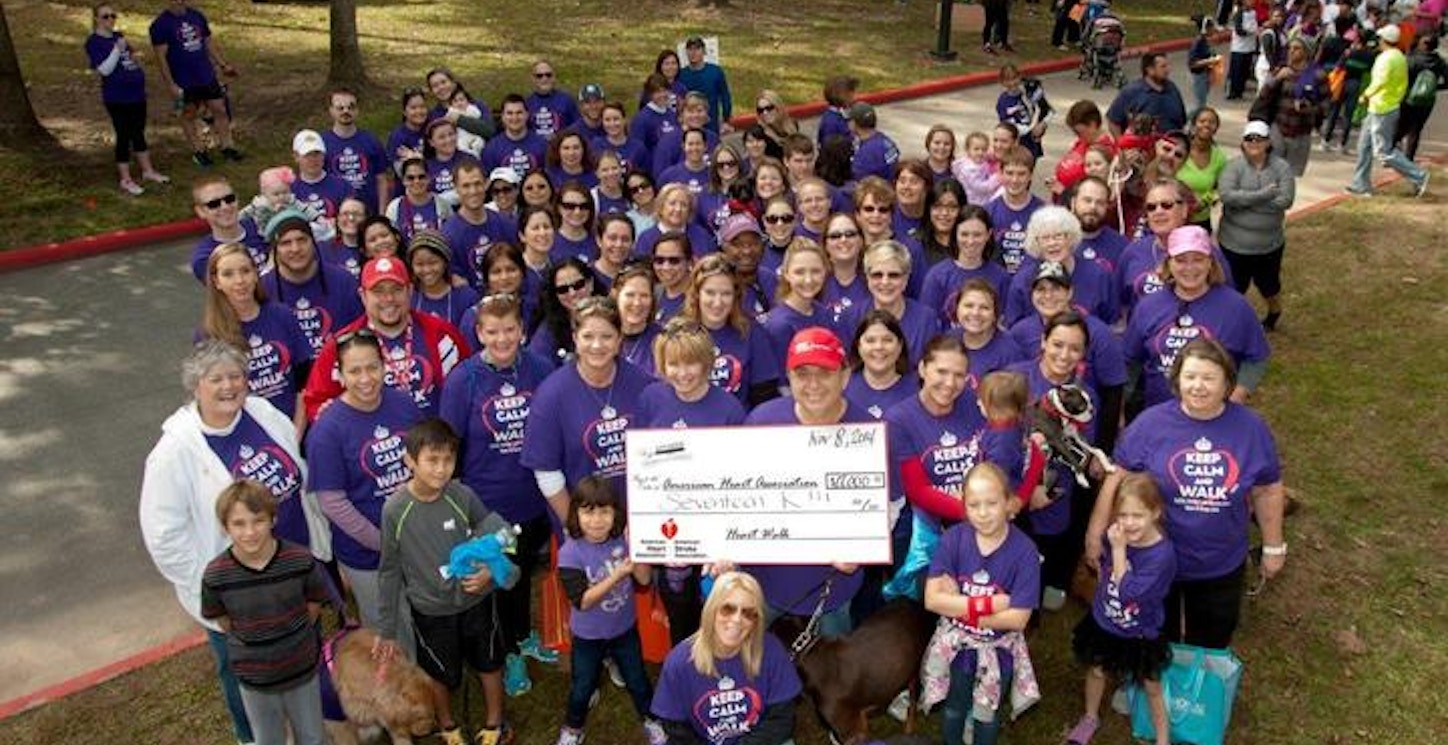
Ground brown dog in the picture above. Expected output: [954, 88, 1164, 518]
[781, 599, 937, 745]
[325, 628, 437, 745]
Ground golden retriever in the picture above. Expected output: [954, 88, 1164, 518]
[325, 628, 437, 745]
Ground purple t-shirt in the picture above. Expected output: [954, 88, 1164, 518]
[205, 411, 306, 547]
[426, 152, 477, 201]
[1092, 536, 1177, 640]
[1007, 313, 1128, 390]
[980, 419, 1030, 496]
[1114, 235, 1236, 315]
[851, 132, 900, 183]
[480, 132, 548, 180]
[305, 388, 422, 569]
[317, 239, 362, 278]
[191, 224, 271, 281]
[392, 197, 448, 244]
[439, 350, 554, 523]
[655, 292, 687, 325]
[892, 208, 925, 249]
[659, 163, 711, 196]
[635, 381, 747, 429]
[386, 123, 425, 171]
[817, 108, 851, 147]
[148, 7, 214, 88]
[821, 276, 872, 332]
[629, 104, 675, 162]
[928, 524, 1040, 649]
[86, 33, 146, 104]
[519, 361, 654, 500]
[845, 372, 919, 421]
[985, 194, 1045, 275]
[620, 325, 660, 376]
[886, 394, 986, 526]
[707, 324, 780, 408]
[1078, 228, 1130, 275]
[652, 129, 719, 180]
[593, 188, 632, 216]
[412, 284, 479, 330]
[526, 91, 580, 140]
[651, 632, 802, 745]
[1113, 401, 1281, 580]
[261, 264, 365, 354]
[551, 232, 597, 265]
[1008, 359, 1101, 535]
[546, 166, 598, 191]
[963, 331, 1028, 392]
[634, 223, 719, 260]
[592, 135, 650, 178]
[236, 303, 314, 418]
[558, 536, 636, 640]
[292, 173, 354, 221]
[1124, 285, 1271, 408]
[762, 304, 841, 374]
[921, 261, 1011, 326]
[1006, 256, 1120, 326]
[442, 210, 519, 289]
[837, 300, 941, 368]
[322, 129, 388, 211]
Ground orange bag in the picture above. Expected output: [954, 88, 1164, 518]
[1326, 66, 1347, 103]
[540, 535, 674, 663]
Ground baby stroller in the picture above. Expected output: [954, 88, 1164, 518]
[1078, 10, 1127, 89]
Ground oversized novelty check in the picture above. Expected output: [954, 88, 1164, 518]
[625, 423, 891, 564]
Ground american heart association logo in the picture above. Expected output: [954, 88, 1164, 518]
[661, 518, 679, 540]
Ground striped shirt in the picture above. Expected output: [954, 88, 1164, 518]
[201, 539, 326, 690]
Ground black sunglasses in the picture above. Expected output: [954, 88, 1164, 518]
[763, 213, 796, 225]
[554, 276, 591, 294]
[756, 104, 777, 114]
[201, 193, 238, 210]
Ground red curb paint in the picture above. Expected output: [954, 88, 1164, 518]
[0, 631, 206, 721]
[0, 217, 206, 274]
[1288, 152, 1447, 220]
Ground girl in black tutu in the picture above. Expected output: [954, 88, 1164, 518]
[1067, 473, 1176, 745]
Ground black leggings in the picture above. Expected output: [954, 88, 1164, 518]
[983, 0, 1011, 46]
[1164, 562, 1247, 649]
[104, 100, 149, 163]
[493, 513, 551, 650]
[1395, 102, 1434, 161]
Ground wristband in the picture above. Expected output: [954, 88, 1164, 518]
[959, 594, 994, 626]
[1262, 543, 1288, 557]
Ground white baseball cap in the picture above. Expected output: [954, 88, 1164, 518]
[292, 129, 326, 155]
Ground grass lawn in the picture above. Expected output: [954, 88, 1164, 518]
[3, 173, 1444, 744]
[1, 0, 1205, 248]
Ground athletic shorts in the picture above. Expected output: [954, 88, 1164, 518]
[411, 597, 506, 689]
[183, 82, 226, 105]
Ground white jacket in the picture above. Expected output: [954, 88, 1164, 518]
[139, 396, 327, 630]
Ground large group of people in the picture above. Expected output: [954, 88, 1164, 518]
[126, 2, 1447, 745]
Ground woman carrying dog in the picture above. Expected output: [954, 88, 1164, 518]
[651, 571, 801, 745]
[1087, 338, 1286, 649]
[1123, 225, 1270, 412]
[141, 341, 319, 745]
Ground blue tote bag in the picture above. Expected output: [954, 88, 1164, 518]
[1130, 644, 1243, 745]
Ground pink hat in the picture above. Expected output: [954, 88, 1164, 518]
[786, 327, 846, 371]
[361, 256, 410, 289]
[1167, 225, 1213, 258]
[718, 212, 763, 244]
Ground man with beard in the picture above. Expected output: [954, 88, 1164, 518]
[1106, 53, 1188, 136]
[260, 210, 365, 356]
[322, 88, 390, 213]
[1070, 176, 1130, 277]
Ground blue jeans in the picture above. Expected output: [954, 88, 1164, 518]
[1191, 72, 1211, 115]
[239, 673, 327, 745]
[765, 601, 854, 639]
[1350, 108, 1427, 192]
[565, 628, 654, 728]
[207, 629, 255, 743]
[941, 648, 1014, 745]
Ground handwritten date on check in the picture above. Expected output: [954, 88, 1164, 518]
[625, 423, 892, 565]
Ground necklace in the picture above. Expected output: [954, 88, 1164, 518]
[579, 365, 619, 420]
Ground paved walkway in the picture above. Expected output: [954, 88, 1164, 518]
[0, 51, 1442, 710]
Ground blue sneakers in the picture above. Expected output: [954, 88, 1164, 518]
[519, 630, 560, 663]
[504, 653, 531, 697]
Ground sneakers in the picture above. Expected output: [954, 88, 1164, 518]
[119, 179, 144, 196]
[141, 171, 171, 184]
[983, 43, 996, 55]
[440, 727, 468, 745]
[192, 150, 214, 167]
[475, 723, 514, 745]
[220, 147, 245, 162]
[1316, 138, 1330, 153]
[643, 718, 668, 745]
[1067, 714, 1100, 745]
[519, 630, 560, 663]
[554, 726, 585, 745]
[886, 689, 911, 723]
[1042, 586, 1067, 611]
[1416, 172, 1431, 198]
[588, 689, 600, 710]
[1000, 42, 1017, 53]
[503, 653, 531, 697]
[1111, 686, 1131, 715]
[1343, 186, 1373, 197]
[603, 657, 626, 688]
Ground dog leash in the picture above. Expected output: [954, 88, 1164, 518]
[788, 572, 837, 661]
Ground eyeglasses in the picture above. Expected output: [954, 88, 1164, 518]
[931, 202, 961, 212]
[718, 602, 760, 622]
[652, 254, 686, 266]
[524, 182, 550, 191]
[200, 193, 238, 210]
[763, 213, 796, 225]
[98, 12, 117, 19]
[559, 201, 591, 211]
[868, 270, 905, 281]
[491, 184, 516, 194]
[858, 204, 890, 214]
[534, 71, 554, 79]
[404, 173, 429, 182]
[554, 276, 591, 294]
[756, 104, 777, 114]
[1145, 199, 1183, 212]
[335, 327, 377, 346]
[1243, 135, 1269, 143]
[826, 228, 861, 240]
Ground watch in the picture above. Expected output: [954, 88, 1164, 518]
[1262, 543, 1288, 557]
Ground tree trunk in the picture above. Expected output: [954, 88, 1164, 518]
[327, 0, 369, 89]
[0, 2, 58, 148]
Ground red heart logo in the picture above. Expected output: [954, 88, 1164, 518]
[661, 519, 678, 540]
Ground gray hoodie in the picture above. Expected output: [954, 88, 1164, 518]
[1217, 153, 1296, 255]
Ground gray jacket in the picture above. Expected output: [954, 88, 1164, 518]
[1217, 153, 1295, 255]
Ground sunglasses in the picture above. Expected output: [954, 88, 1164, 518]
[404, 173, 429, 182]
[1243, 135, 1269, 143]
[534, 71, 555, 79]
[858, 204, 890, 214]
[756, 104, 777, 114]
[559, 201, 591, 211]
[763, 213, 796, 225]
[1145, 199, 1183, 212]
[718, 602, 760, 622]
[652, 254, 686, 266]
[335, 327, 377, 346]
[98, 12, 117, 19]
[626, 182, 653, 196]
[826, 228, 861, 240]
[868, 270, 905, 281]
[200, 193, 238, 210]
[554, 276, 591, 294]
[715, 159, 740, 169]
[491, 184, 516, 194]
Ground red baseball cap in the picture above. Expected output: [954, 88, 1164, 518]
[786, 327, 846, 371]
[361, 256, 410, 290]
